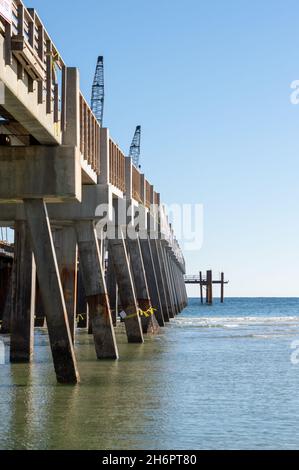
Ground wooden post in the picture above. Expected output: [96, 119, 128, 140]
[199, 271, 203, 304]
[221, 272, 224, 303]
[206, 270, 213, 305]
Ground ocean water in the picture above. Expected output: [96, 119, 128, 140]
[1, 297, 299, 450]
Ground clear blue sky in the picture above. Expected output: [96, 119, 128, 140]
[30, 0, 299, 296]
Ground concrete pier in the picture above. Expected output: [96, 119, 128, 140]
[0, 0, 187, 384]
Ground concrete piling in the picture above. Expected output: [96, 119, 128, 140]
[55, 226, 78, 342]
[150, 239, 170, 322]
[127, 236, 159, 334]
[24, 199, 80, 384]
[139, 236, 165, 327]
[108, 234, 144, 343]
[10, 221, 36, 363]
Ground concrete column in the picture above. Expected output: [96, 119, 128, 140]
[172, 261, 183, 313]
[178, 266, 186, 311]
[168, 254, 181, 313]
[55, 226, 78, 342]
[75, 221, 119, 359]
[76, 268, 88, 328]
[177, 265, 186, 310]
[1, 270, 13, 334]
[108, 233, 144, 343]
[35, 278, 45, 327]
[127, 237, 159, 334]
[164, 249, 179, 315]
[157, 241, 175, 319]
[62, 67, 80, 147]
[106, 255, 117, 326]
[139, 236, 165, 327]
[150, 239, 170, 322]
[10, 221, 36, 363]
[24, 199, 79, 384]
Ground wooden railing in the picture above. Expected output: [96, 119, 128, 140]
[0, 0, 100, 175]
[145, 180, 152, 208]
[0, 0, 65, 126]
[154, 191, 159, 206]
[109, 138, 126, 192]
[79, 93, 100, 174]
[132, 165, 142, 202]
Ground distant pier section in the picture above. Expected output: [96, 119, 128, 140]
[184, 271, 228, 304]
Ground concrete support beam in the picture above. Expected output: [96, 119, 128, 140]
[10, 221, 36, 363]
[24, 199, 79, 384]
[127, 237, 159, 334]
[0, 146, 81, 203]
[75, 221, 119, 359]
[108, 233, 144, 343]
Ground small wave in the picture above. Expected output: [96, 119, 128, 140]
[173, 316, 299, 329]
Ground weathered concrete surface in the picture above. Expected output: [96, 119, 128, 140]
[139, 237, 165, 327]
[75, 221, 119, 359]
[127, 237, 160, 335]
[10, 221, 36, 363]
[156, 240, 175, 319]
[150, 239, 170, 322]
[55, 226, 78, 342]
[0, 146, 81, 203]
[106, 256, 118, 326]
[108, 234, 144, 343]
[0, 35, 61, 145]
[24, 199, 80, 384]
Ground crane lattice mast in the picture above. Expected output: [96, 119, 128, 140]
[129, 125, 141, 168]
[91, 56, 104, 126]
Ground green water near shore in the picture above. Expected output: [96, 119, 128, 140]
[0, 327, 173, 450]
[2, 298, 299, 450]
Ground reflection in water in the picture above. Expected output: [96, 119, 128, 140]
[1, 298, 299, 449]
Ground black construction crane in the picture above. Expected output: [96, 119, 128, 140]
[129, 125, 141, 168]
[91, 56, 104, 126]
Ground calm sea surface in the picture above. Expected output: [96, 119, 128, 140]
[1, 297, 299, 450]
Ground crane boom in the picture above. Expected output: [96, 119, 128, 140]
[129, 125, 141, 168]
[91, 56, 104, 126]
